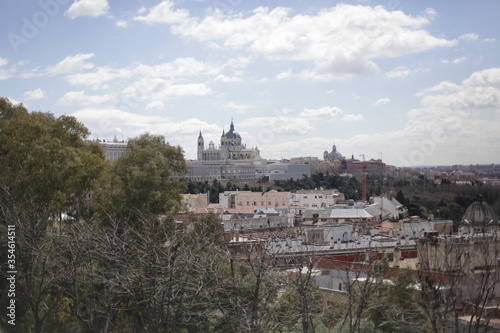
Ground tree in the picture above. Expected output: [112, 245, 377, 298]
[395, 190, 407, 207]
[0, 99, 106, 333]
[0, 100, 105, 216]
[283, 255, 323, 333]
[416, 237, 464, 333]
[368, 269, 425, 332]
[94, 133, 187, 221]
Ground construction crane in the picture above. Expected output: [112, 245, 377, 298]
[360, 154, 367, 202]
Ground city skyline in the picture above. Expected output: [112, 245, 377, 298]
[1, 0, 499, 166]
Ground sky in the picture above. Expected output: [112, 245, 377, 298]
[1, 0, 500, 167]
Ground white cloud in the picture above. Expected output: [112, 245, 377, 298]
[134, 0, 189, 24]
[441, 56, 466, 65]
[299, 106, 344, 118]
[279, 108, 293, 114]
[416, 81, 460, 96]
[23, 88, 45, 100]
[55, 57, 220, 106]
[241, 116, 314, 135]
[275, 69, 292, 80]
[372, 97, 390, 106]
[65, 0, 109, 19]
[47, 53, 95, 75]
[58, 90, 113, 105]
[424, 8, 437, 17]
[484, 38, 496, 43]
[0, 68, 14, 80]
[122, 78, 212, 101]
[221, 101, 255, 114]
[64, 66, 122, 87]
[145, 101, 164, 110]
[64, 57, 217, 88]
[72, 108, 170, 137]
[386, 66, 415, 78]
[133, 4, 456, 80]
[342, 114, 364, 121]
[71, 108, 220, 154]
[458, 33, 479, 41]
[463, 67, 500, 87]
[116, 20, 128, 28]
[214, 74, 241, 82]
[0, 57, 16, 80]
[325, 67, 500, 166]
[393, 67, 500, 165]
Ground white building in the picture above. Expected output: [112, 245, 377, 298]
[99, 138, 128, 162]
[370, 194, 407, 219]
[401, 217, 434, 239]
[290, 189, 344, 209]
[219, 190, 291, 210]
[302, 224, 353, 245]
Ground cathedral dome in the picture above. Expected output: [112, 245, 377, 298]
[223, 120, 241, 139]
[327, 150, 343, 159]
[326, 144, 343, 160]
[460, 195, 499, 226]
[225, 129, 241, 139]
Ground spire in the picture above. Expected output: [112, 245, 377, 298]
[221, 128, 225, 137]
[198, 130, 203, 138]
[230, 118, 235, 131]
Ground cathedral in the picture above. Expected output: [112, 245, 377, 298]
[187, 120, 266, 181]
[197, 120, 261, 161]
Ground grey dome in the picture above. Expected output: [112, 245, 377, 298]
[326, 144, 343, 159]
[224, 120, 241, 139]
[461, 196, 499, 226]
[327, 150, 343, 159]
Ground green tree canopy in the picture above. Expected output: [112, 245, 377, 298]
[0, 98, 105, 214]
[95, 133, 187, 220]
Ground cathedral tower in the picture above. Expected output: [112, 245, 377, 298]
[197, 130, 204, 161]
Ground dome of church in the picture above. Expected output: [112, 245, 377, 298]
[460, 196, 499, 226]
[225, 129, 241, 139]
[223, 120, 241, 139]
[327, 150, 343, 159]
[326, 144, 343, 159]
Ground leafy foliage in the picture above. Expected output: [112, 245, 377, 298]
[0, 98, 106, 215]
[93, 133, 187, 221]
